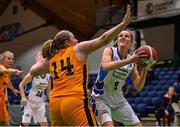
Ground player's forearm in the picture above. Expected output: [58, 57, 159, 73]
[8, 68, 18, 74]
[0, 68, 17, 75]
[134, 69, 148, 91]
[101, 23, 127, 45]
[77, 22, 129, 56]
[19, 73, 32, 98]
[102, 58, 134, 71]
[100, 5, 131, 45]
[19, 84, 26, 98]
[83, 5, 131, 54]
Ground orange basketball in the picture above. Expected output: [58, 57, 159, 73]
[136, 45, 158, 65]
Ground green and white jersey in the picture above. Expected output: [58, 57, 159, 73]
[93, 47, 134, 107]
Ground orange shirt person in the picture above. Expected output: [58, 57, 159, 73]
[0, 51, 22, 126]
[29, 5, 132, 126]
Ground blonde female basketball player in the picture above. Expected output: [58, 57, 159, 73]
[92, 30, 156, 126]
[0, 51, 22, 126]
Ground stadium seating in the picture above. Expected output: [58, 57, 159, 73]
[153, 85, 162, 91]
[144, 85, 154, 91]
[134, 97, 143, 104]
[137, 103, 148, 116]
[131, 103, 138, 113]
[139, 90, 149, 97]
[148, 91, 157, 98]
[143, 97, 152, 106]
[126, 97, 134, 104]
[156, 90, 166, 98]
[150, 80, 159, 86]
[128, 66, 179, 118]
[151, 97, 162, 107]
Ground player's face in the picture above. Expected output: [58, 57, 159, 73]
[3, 54, 14, 68]
[68, 33, 78, 46]
[117, 31, 132, 49]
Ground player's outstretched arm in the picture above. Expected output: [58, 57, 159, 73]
[0, 65, 22, 76]
[75, 4, 132, 58]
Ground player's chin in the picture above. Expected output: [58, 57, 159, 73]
[119, 43, 127, 48]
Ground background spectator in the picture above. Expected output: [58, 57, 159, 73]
[155, 86, 175, 126]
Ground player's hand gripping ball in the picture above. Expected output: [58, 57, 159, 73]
[135, 45, 158, 66]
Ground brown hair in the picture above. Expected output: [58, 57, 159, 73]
[41, 39, 54, 58]
[53, 30, 72, 50]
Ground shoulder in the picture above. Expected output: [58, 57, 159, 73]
[103, 47, 113, 53]
[0, 64, 6, 75]
[102, 47, 113, 57]
[0, 64, 5, 69]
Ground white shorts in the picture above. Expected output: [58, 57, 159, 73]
[22, 100, 47, 123]
[95, 99, 140, 125]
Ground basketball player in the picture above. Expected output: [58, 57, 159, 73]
[92, 30, 156, 126]
[0, 51, 22, 126]
[29, 5, 132, 126]
[19, 52, 51, 127]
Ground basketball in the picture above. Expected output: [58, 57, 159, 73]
[135, 45, 158, 65]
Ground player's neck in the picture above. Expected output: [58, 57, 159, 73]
[118, 47, 128, 58]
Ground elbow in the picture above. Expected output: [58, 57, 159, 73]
[102, 63, 111, 72]
[100, 34, 110, 46]
[30, 67, 36, 77]
[19, 81, 24, 92]
[102, 63, 114, 72]
[134, 85, 143, 92]
[30, 62, 42, 77]
[19, 84, 23, 90]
